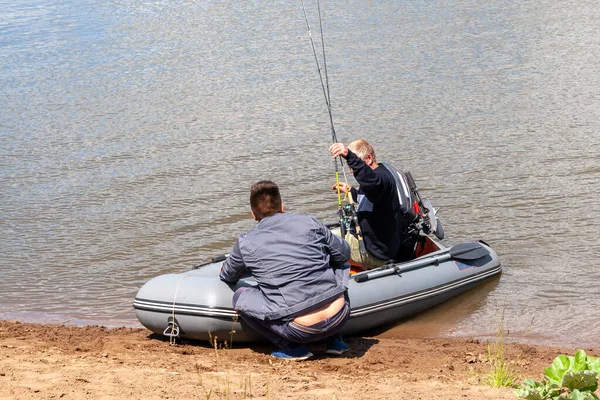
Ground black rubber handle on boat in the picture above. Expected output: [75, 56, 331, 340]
[354, 273, 370, 283]
[353, 242, 488, 283]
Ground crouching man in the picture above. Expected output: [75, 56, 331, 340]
[219, 180, 351, 360]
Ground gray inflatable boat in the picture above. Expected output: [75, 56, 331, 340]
[133, 236, 501, 343]
[134, 169, 501, 342]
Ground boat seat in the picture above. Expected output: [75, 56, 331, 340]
[349, 236, 442, 274]
[349, 260, 367, 274]
[348, 259, 393, 274]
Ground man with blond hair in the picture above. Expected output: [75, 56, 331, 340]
[329, 139, 417, 269]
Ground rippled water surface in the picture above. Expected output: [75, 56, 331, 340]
[1, 0, 599, 348]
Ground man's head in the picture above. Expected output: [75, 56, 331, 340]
[250, 180, 284, 221]
[348, 139, 377, 169]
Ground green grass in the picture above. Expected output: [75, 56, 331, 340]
[485, 309, 519, 388]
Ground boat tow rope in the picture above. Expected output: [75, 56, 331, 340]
[299, 0, 366, 256]
[165, 276, 187, 345]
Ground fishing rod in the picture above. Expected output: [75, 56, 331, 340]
[299, 0, 366, 256]
[299, 0, 343, 215]
[300, 0, 336, 141]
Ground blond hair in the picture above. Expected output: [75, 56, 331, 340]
[348, 139, 376, 162]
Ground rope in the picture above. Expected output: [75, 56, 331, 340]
[169, 275, 187, 346]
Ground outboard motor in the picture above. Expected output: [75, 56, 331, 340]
[380, 163, 444, 240]
[404, 171, 444, 240]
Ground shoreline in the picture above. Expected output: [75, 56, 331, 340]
[1, 320, 598, 399]
[1, 304, 591, 351]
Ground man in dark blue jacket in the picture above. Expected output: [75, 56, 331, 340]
[220, 180, 351, 360]
[330, 139, 417, 269]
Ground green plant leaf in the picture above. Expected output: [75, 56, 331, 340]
[521, 351, 600, 400]
[521, 378, 540, 388]
[514, 387, 545, 400]
[514, 379, 543, 399]
[561, 371, 598, 393]
[573, 350, 588, 373]
[586, 356, 600, 374]
[522, 390, 544, 400]
[563, 389, 600, 400]
[514, 379, 565, 400]
[546, 355, 574, 385]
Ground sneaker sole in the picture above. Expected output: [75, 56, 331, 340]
[325, 348, 349, 356]
[273, 352, 314, 361]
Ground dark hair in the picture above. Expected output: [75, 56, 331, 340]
[250, 180, 282, 221]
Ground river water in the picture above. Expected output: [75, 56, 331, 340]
[1, 0, 599, 348]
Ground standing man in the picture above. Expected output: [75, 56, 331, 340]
[330, 139, 417, 269]
[220, 180, 351, 360]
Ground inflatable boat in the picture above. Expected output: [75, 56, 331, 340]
[133, 169, 501, 343]
[133, 236, 501, 343]
[133, 237, 501, 343]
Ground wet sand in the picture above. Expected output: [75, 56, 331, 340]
[1, 321, 597, 399]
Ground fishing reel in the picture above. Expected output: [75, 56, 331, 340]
[338, 202, 368, 256]
[338, 203, 357, 238]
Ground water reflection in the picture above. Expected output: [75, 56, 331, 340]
[1, 0, 599, 348]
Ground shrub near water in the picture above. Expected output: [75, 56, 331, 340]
[514, 349, 600, 400]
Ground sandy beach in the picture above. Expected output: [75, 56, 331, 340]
[1, 321, 597, 399]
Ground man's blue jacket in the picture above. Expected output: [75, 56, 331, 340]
[219, 212, 350, 321]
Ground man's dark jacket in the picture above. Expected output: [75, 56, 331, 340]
[346, 150, 414, 261]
